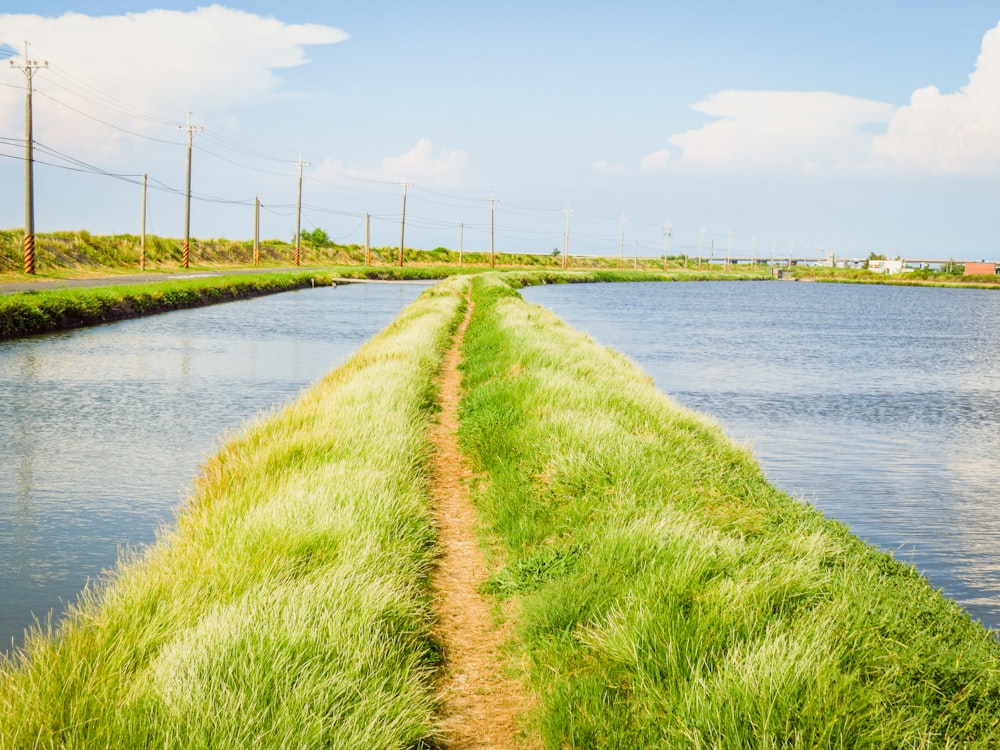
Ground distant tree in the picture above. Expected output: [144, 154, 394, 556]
[940, 260, 963, 275]
[551, 247, 561, 256]
[301, 228, 331, 247]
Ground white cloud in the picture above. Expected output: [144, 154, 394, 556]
[669, 90, 895, 172]
[0, 7, 346, 160]
[317, 138, 469, 187]
[640, 149, 671, 172]
[872, 22, 1000, 173]
[665, 21, 1000, 176]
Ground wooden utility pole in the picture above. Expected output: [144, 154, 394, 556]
[619, 214, 627, 270]
[489, 192, 498, 268]
[253, 197, 260, 267]
[459, 221, 464, 267]
[140, 173, 147, 271]
[294, 156, 310, 266]
[664, 223, 671, 271]
[364, 212, 371, 266]
[11, 42, 47, 275]
[179, 113, 203, 269]
[563, 208, 572, 270]
[398, 180, 410, 267]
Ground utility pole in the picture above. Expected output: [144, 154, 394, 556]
[364, 212, 371, 266]
[619, 214, 627, 270]
[727, 230, 734, 268]
[699, 225, 705, 269]
[178, 113, 203, 269]
[398, 179, 411, 267]
[663, 223, 672, 271]
[253, 197, 260, 267]
[634, 239, 639, 270]
[562, 207, 573, 270]
[489, 192, 498, 268]
[459, 221, 464, 267]
[11, 42, 47, 275]
[294, 155, 310, 266]
[140, 173, 147, 271]
[752, 233, 758, 265]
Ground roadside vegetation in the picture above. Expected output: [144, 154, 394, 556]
[4, 228, 999, 288]
[458, 273, 1000, 748]
[0, 277, 468, 748]
[1, 228, 774, 279]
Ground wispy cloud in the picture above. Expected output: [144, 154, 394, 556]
[640, 149, 671, 172]
[317, 138, 469, 187]
[668, 90, 895, 173]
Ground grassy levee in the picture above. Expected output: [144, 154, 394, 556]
[0, 277, 468, 748]
[458, 273, 1000, 748]
[0, 273, 329, 340]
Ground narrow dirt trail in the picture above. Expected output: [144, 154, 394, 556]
[429, 294, 534, 749]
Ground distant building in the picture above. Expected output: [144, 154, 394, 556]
[964, 262, 1000, 276]
[868, 258, 908, 274]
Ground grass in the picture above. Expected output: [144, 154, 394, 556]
[5, 269, 998, 747]
[0, 276, 469, 748]
[457, 273, 1000, 748]
[0, 273, 332, 339]
[2, 227, 779, 280]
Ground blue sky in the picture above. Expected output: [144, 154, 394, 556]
[3, 2, 1000, 261]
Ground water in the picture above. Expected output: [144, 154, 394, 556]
[522, 280, 1000, 632]
[0, 282, 429, 650]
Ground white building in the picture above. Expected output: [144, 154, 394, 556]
[867, 258, 909, 274]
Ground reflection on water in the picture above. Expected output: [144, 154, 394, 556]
[0, 283, 428, 650]
[523, 281, 1000, 632]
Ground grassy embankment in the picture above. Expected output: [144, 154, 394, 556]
[0, 273, 337, 340]
[788, 264, 1000, 289]
[0, 277, 467, 748]
[1, 228, 773, 279]
[458, 273, 1000, 747]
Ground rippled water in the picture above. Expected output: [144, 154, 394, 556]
[0, 283, 429, 650]
[523, 280, 1000, 632]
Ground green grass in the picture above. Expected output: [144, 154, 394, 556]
[457, 274, 1000, 748]
[0, 276, 469, 748]
[0, 273, 330, 339]
[6, 270, 997, 748]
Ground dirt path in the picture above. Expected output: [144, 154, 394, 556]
[429, 294, 533, 749]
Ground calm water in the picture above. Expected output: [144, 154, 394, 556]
[0, 283, 428, 650]
[523, 281, 1000, 632]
